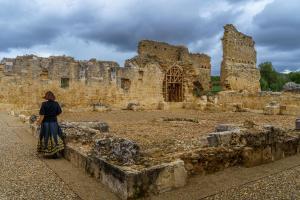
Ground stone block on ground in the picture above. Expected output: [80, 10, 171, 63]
[215, 124, 238, 132]
[97, 122, 109, 133]
[207, 129, 241, 147]
[92, 103, 111, 112]
[158, 101, 169, 110]
[155, 160, 187, 193]
[126, 102, 141, 111]
[264, 101, 280, 115]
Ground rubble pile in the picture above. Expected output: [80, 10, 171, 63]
[283, 82, 300, 92]
[93, 137, 140, 165]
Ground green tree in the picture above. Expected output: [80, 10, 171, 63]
[259, 62, 287, 91]
[260, 78, 269, 91]
[288, 72, 300, 84]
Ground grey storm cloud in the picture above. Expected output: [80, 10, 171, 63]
[253, 0, 300, 50]
[251, 0, 300, 71]
[0, 0, 298, 73]
[75, 0, 240, 51]
[0, 0, 243, 51]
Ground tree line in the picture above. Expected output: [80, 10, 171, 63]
[259, 62, 300, 91]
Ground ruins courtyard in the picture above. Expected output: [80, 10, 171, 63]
[1, 109, 300, 200]
[1, 23, 300, 199]
[60, 109, 295, 160]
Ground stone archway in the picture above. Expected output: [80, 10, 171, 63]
[163, 66, 184, 102]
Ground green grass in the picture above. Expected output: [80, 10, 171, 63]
[211, 85, 222, 94]
[210, 76, 222, 94]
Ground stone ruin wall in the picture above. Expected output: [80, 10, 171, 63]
[0, 40, 211, 110]
[0, 55, 125, 110]
[138, 40, 189, 62]
[129, 40, 211, 102]
[1, 28, 274, 112]
[189, 53, 211, 93]
[220, 24, 261, 93]
[217, 91, 300, 115]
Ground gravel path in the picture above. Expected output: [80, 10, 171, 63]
[204, 167, 300, 200]
[0, 113, 80, 200]
[151, 160, 300, 200]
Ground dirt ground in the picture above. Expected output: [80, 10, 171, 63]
[59, 109, 296, 160]
[2, 109, 300, 200]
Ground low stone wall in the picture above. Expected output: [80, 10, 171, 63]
[64, 146, 187, 199]
[62, 122, 300, 198]
[218, 91, 300, 115]
[180, 147, 242, 175]
[185, 124, 300, 174]
[16, 112, 300, 199]
[27, 118, 187, 199]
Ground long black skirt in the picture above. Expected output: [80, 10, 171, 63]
[37, 122, 64, 156]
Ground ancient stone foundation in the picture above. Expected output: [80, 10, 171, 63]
[22, 112, 300, 199]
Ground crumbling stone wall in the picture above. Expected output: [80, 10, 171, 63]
[126, 40, 211, 102]
[138, 40, 189, 62]
[0, 40, 211, 110]
[217, 91, 300, 115]
[220, 24, 261, 93]
[0, 55, 123, 109]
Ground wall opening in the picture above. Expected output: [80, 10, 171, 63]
[121, 78, 131, 91]
[138, 70, 144, 80]
[4, 62, 13, 73]
[193, 81, 204, 97]
[79, 65, 86, 80]
[61, 78, 70, 88]
[109, 68, 116, 81]
[163, 66, 184, 102]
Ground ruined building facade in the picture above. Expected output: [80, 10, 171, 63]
[0, 24, 263, 110]
[0, 40, 211, 109]
[220, 24, 261, 93]
[124, 40, 211, 103]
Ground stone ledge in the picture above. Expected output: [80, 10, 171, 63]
[28, 121, 188, 199]
[64, 145, 187, 199]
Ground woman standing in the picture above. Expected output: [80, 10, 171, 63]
[37, 91, 64, 157]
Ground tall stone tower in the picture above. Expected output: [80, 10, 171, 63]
[220, 24, 261, 93]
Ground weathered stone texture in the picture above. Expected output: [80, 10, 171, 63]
[220, 24, 261, 93]
[217, 91, 300, 115]
[0, 40, 211, 110]
[126, 40, 211, 102]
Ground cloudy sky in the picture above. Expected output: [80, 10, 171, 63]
[0, 0, 298, 74]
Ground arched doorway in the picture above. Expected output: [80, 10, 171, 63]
[163, 66, 184, 102]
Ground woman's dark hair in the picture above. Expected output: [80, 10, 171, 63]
[43, 91, 56, 101]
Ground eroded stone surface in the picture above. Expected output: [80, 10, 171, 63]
[220, 24, 261, 93]
[93, 137, 140, 165]
[0, 40, 212, 111]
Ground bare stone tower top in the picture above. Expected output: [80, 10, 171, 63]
[220, 24, 261, 93]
